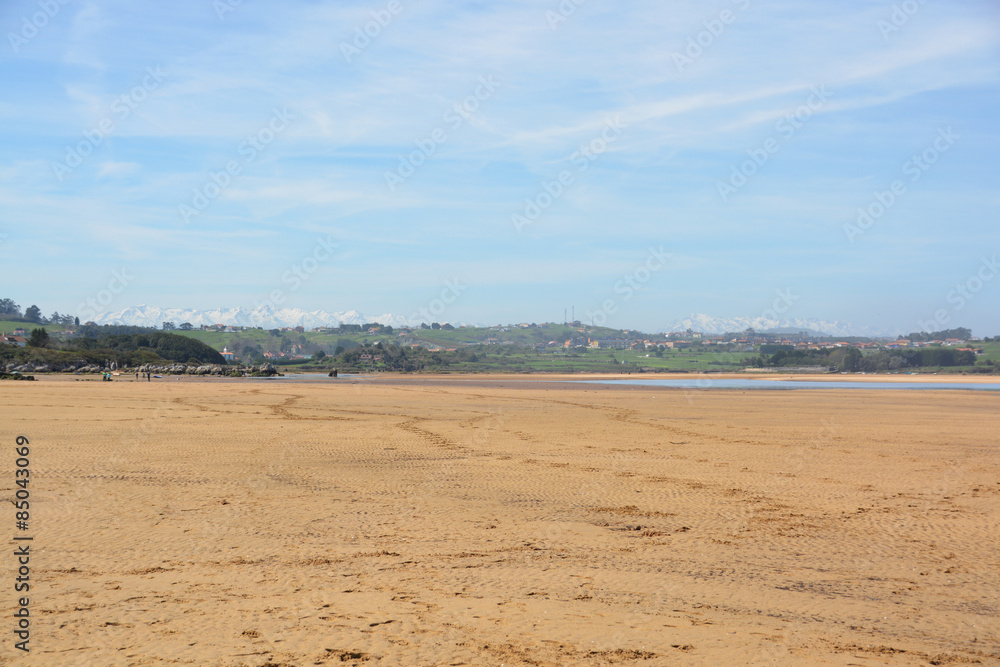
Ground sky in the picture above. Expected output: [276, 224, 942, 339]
[1, 0, 999, 335]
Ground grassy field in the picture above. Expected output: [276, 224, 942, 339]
[0, 320, 67, 334]
[974, 341, 1000, 362]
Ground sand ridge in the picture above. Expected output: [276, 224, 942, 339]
[1, 376, 998, 665]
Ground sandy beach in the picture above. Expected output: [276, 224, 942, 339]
[2, 375, 998, 666]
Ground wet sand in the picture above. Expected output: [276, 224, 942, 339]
[2, 376, 998, 665]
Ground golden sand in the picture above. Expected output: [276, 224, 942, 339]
[2, 375, 998, 666]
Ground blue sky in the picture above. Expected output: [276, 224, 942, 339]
[2, 0, 999, 334]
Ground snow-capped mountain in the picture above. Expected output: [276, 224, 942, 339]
[89, 305, 414, 330]
[662, 314, 893, 338]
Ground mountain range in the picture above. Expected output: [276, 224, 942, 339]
[88, 305, 894, 337]
[88, 305, 412, 330]
[662, 314, 895, 338]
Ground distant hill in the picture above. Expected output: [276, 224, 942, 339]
[663, 314, 894, 338]
[86, 306, 901, 338]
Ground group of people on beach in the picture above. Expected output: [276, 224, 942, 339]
[101, 372, 152, 381]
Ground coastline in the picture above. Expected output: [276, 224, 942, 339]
[24, 370, 1000, 386]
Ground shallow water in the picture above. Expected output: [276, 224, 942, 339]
[579, 378, 1000, 391]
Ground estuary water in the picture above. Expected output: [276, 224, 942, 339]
[578, 378, 1000, 391]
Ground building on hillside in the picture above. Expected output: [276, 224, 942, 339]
[2, 336, 28, 347]
[220, 346, 236, 362]
[588, 338, 631, 350]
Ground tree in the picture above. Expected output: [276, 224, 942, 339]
[162, 321, 176, 331]
[49, 311, 62, 325]
[431, 322, 441, 330]
[0, 298, 21, 318]
[74, 316, 80, 326]
[98, 332, 225, 364]
[24, 305, 41, 323]
[907, 327, 973, 342]
[314, 350, 326, 360]
[28, 328, 49, 348]
[842, 348, 862, 372]
[442, 323, 454, 330]
[179, 322, 193, 331]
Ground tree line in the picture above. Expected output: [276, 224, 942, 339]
[0, 299, 78, 326]
[747, 344, 980, 372]
[9, 328, 224, 366]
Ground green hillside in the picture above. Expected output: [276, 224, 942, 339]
[4, 319, 998, 375]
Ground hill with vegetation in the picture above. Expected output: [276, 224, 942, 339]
[1, 328, 226, 373]
[2, 302, 998, 375]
